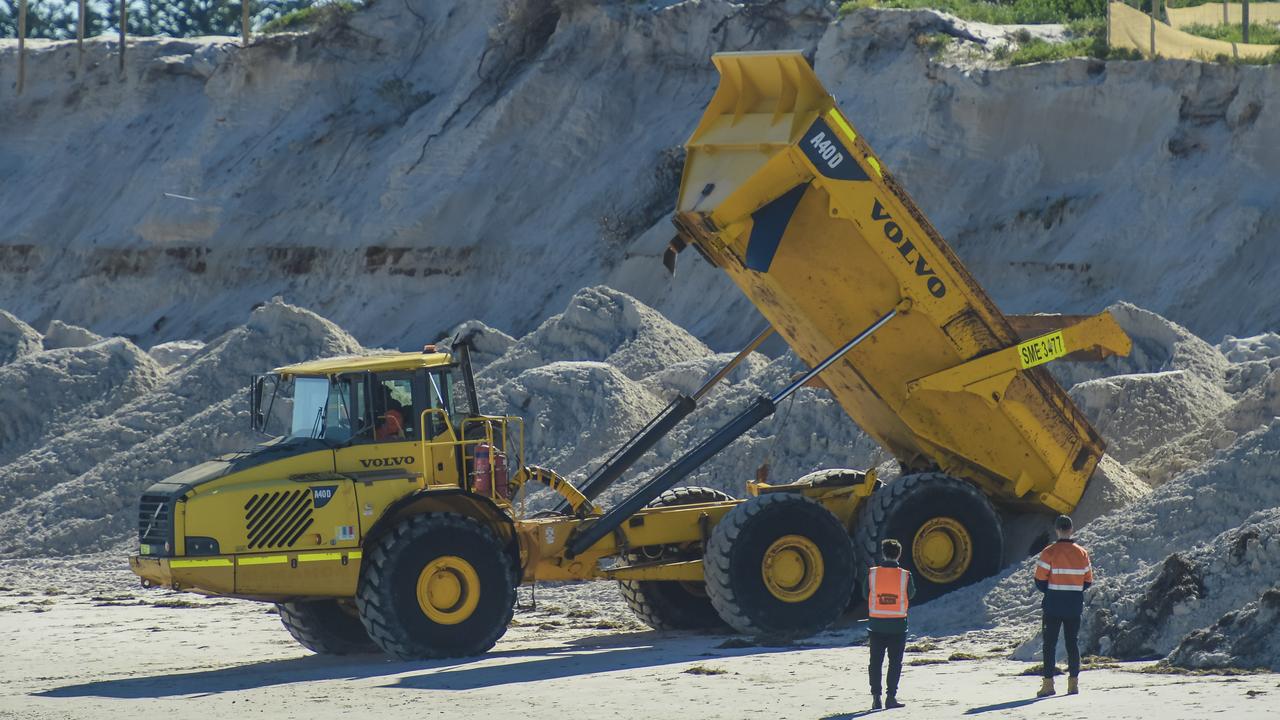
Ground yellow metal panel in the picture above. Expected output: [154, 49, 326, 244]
[238, 554, 289, 566]
[274, 351, 452, 377]
[675, 52, 1130, 514]
[607, 560, 704, 582]
[235, 550, 361, 597]
[170, 558, 233, 568]
[519, 501, 738, 582]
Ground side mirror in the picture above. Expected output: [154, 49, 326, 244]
[250, 375, 266, 432]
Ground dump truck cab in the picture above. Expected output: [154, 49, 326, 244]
[130, 347, 527, 603]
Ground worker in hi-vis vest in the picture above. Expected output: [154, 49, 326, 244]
[1033, 514, 1094, 697]
[862, 538, 916, 710]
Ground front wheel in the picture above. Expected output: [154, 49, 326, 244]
[853, 472, 1003, 603]
[356, 513, 516, 659]
[704, 493, 855, 639]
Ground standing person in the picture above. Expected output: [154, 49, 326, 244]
[1034, 514, 1093, 697]
[864, 538, 916, 710]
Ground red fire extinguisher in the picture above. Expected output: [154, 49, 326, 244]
[473, 444, 510, 499]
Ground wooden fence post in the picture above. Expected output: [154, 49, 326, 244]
[1243, 0, 1251, 43]
[1149, 0, 1156, 57]
[78, 0, 86, 70]
[119, 0, 128, 74]
[242, 0, 251, 47]
[17, 0, 26, 95]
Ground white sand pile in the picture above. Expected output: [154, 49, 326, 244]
[147, 340, 206, 369]
[444, 319, 516, 369]
[0, 310, 42, 365]
[41, 321, 104, 350]
[1063, 303, 1233, 465]
[0, 339, 163, 469]
[1130, 350, 1280, 486]
[1071, 455, 1150, 528]
[1219, 333, 1280, 363]
[485, 361, 668, 473]
[483, 287, 710, 381]
[0, 300, 361, 557]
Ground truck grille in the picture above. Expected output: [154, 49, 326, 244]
[138, 494, 173, 552]
[244, 489, 314, 549]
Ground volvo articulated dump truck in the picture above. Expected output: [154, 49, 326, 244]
[131, 51, 1131, 659]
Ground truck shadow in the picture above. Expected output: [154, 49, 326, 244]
[36, 631, 815, 699]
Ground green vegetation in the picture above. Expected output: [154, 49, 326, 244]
[915, 31, 952, 54]
[987, 18, 1142, 64]
[261, 0, 357, 33]
[1168, 0, 1248, 7]
[840, 0, 1104, 24]
[1137, 661, 1270, 675]
[1183, 21, 1280, 44]
[2, 0, 351, 39]
[908, 657, 950, 666]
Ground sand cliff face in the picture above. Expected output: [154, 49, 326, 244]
[2, 1, 1277, 351]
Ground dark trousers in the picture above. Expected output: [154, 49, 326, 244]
[1042, 614, 1081, 677]
[868, 631, 906, 696]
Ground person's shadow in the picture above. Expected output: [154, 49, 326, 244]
[964, 696, 1052, 714]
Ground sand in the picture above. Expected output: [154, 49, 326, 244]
[1, 560, 1277, 720]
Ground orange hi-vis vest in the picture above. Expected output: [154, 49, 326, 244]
[867, 566, 910, 619]
[1035, 540, 1094, 591]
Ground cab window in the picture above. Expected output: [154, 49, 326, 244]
[371, 373, 417, 443]
[424, 369, 458, 439]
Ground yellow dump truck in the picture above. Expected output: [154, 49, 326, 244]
[131, 51, 1131, 659]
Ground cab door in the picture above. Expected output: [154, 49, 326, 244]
[333, 372, 433, 532]
[421, 367, 465, 490]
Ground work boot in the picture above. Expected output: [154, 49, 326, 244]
[1036, 677, 1056, 698]
[885, 696, 905, 709]
[871, 694, 882, 710]
[1067, 676, 1079, 695]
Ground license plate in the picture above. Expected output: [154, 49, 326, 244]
[1017, 331, 1067, 369]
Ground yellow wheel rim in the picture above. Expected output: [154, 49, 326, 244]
[911, 517, 973, 584]
[761, 534, 825, 603]
[416, 555, 481, 625]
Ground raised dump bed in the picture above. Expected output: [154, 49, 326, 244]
[671, 51, 1130, 515]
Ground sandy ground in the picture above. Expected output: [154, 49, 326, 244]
[2, 563, 1276, 720]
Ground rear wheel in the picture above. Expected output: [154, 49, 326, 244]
[356, 513, 516, 659]
[704, 493, 855, 639]
[618, 486, 736, 631]
[853, 472, 1003, 603]
[276, 599, 377, 655]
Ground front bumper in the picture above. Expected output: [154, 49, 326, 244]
[130, 548, 362, 600]
[130, 554, 234, 594]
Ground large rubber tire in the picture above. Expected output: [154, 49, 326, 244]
[276, 599, 378, 655]
[355, 513, 516, 660]
[704, 493, 856, 639]
[618, 486, 736, 631]
[791, 468, 867, 489]
[853, 472, 1003, 603]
